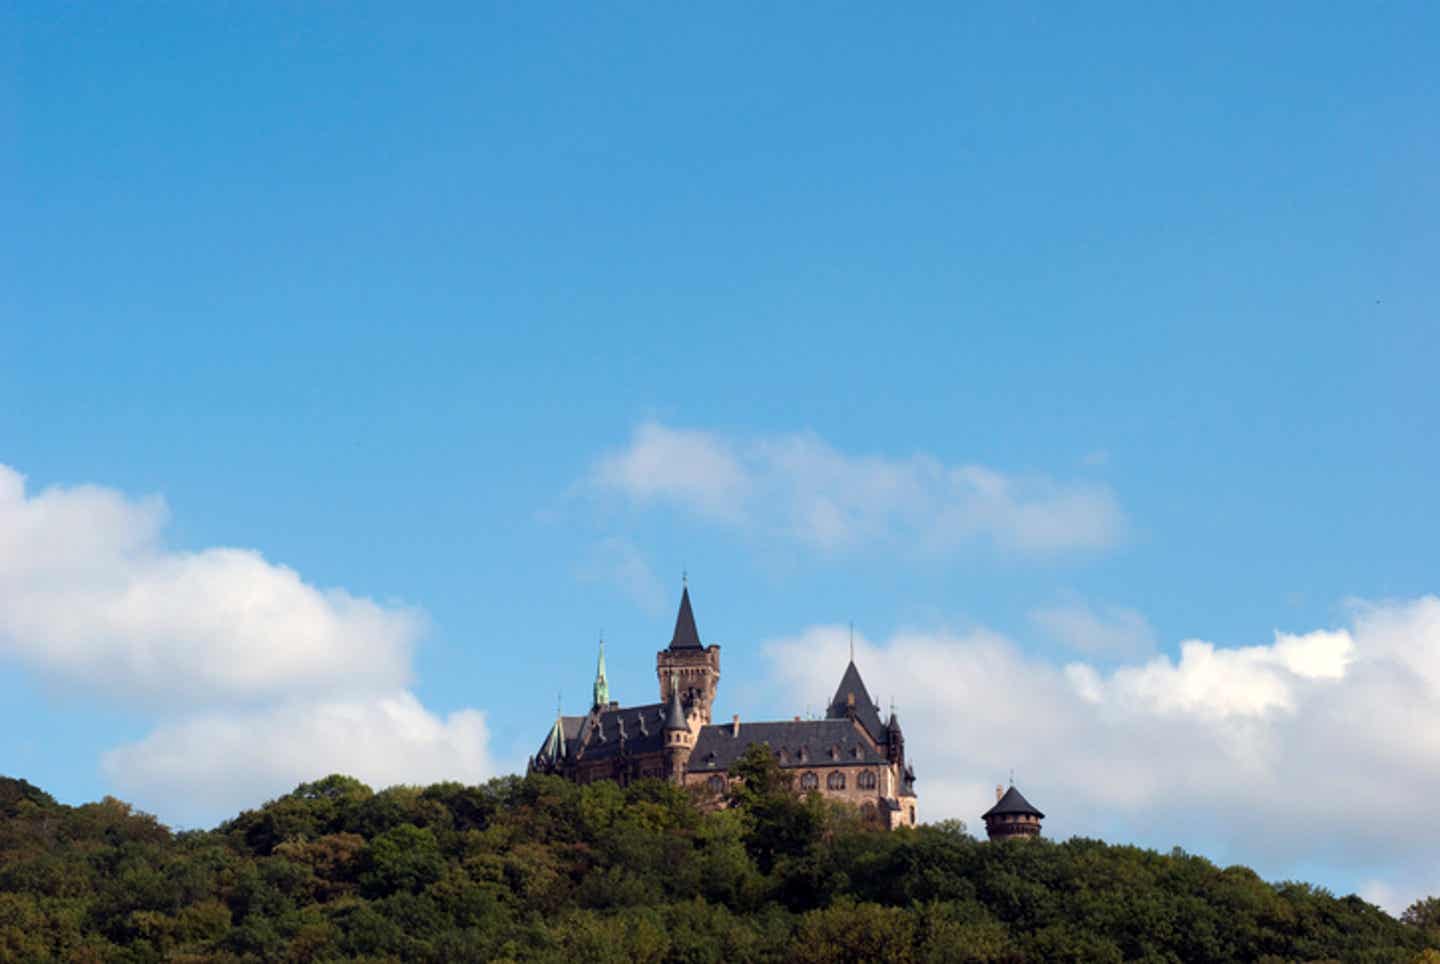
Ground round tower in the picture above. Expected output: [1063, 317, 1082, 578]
[982, 783, 1044, 841]
[662, 676, 694, 784]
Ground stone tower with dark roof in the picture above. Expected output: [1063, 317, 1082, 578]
[655, 584, 722, 725]
[662, 674, 695, 784]
[982, 784, 1044, 841]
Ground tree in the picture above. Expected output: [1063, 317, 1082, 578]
[1405, 897, 1440, 938]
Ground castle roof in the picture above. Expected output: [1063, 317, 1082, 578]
[669, 585, 703, 650]
[690, 718, 888, 772]
[826, 660, 886, 743]
[982, 785, 1044, 820]
[535, 704, 675, 765]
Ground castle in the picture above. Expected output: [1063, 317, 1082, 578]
[529, 585, 920, 828]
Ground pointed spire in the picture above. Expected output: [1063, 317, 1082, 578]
[827, 658, 885, 740]
[669, 582, 702, 650]
[592, 637, 609, 709]
[664, 672, 688, 730]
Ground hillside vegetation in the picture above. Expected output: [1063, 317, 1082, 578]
[2, 747, 1437, 963]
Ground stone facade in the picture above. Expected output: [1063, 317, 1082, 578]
[529, 587, 918, 829]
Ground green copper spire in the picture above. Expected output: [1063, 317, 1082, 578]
[593, 638, 609, 709]
[543, 700, 567, 763]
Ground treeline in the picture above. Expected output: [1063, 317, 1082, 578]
[2, 746, 1437, 963]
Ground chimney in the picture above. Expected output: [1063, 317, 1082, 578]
[731, 714, 740, 737]
[996, 784, 1004, 802]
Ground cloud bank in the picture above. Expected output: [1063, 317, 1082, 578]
[0, 465, 495, 824]
[589, 421, 1124, 555]
[0, 465, 419, 701]
[103, 693, 493, 824]
[766, 596, 1440, 913]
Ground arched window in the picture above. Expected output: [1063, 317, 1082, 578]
[860, 802, 877, 822]
[707, 775, 726, 794]
[827, 771, 846, 791]
[799, 771, 819, 791]
[857, 770, 877, 790]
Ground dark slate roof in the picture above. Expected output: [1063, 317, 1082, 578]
[982, 785, 1044, 820]
[669, 586, 702, 650]
[826, 661, 886, 742]
[690, 718, 888, 772]
[576, 702, 670, 762]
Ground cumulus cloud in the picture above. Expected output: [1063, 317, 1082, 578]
[1030, 596, 1156, 658]
[0, 465, 421, 702]
[765, 596, 1440, 912]
[103, 692, 493, 825]
[591, 422, 750, 522]
[588, 421, 1124, 554]
[0, 464, 497, 825]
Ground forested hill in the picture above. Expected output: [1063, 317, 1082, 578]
[3, 748, 1439, 963]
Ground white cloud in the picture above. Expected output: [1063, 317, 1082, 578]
[590, 422, 750, 522]
[0, 464, 498, 826]
[765, 596, 1440, 911]
[1030, 596, 1156, 657]
[103, 692, 493, 825]
[588, 422, 1125, 555]
[0, 465, 421, 702]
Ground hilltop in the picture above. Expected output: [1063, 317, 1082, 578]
[2, 751, 1437, 962]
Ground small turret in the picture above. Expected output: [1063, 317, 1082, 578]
[662, 672, 694, 784]
[665, 688, 687, 732]
[982, 783, 1044, 841]
[885, 705, 905, 766]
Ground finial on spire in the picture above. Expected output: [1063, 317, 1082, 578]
[682, 568, 687, 588]
[849, 621, 855, 663]
[1009, 768, 1015, 786]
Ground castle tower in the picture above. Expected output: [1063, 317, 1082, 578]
[662, 675, 694, 784]
[982, 783, 1044, 841]
[656, 583, 721, 724]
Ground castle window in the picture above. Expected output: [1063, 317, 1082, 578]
[799, 771, 819, 791]
[858, 770, 877, 790]
[707, 775, 726, 794]
[861, 802, 877, 822]
[827, 771, 846, 791]
[850, 745, 862, 759]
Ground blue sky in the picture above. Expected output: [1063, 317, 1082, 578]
[4, 1, 1438, 912]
